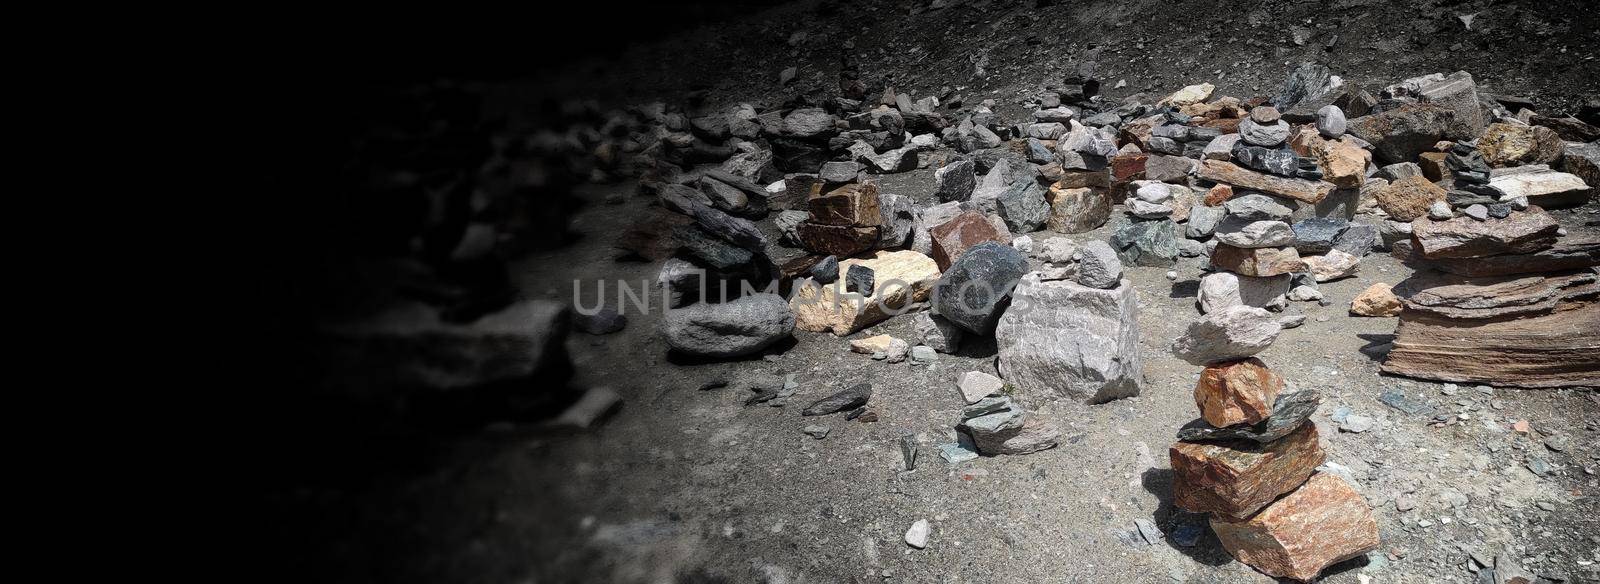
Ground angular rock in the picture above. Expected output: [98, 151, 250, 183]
[1197, 272, 1291, 314]
[995, 275, 1141, 403]
[1316, 138, 1368, 188]
[809, 255, 840, 283]
[1239, 117, 1291, 147]
[1478, 123, 1563, 167]
[1196, 160, 1333, 204]
[1350, 282, 1401, 316]
[997, 181, 1050, 233]
[1486, 168, 1592, 209]
[957, 370, 1005, 404]
[819, 161, 861, 184]
[1224, 193, 1294, 221]
[1303, 249, 1361, 282]
[1214, 218, 1295, 248]
[929, 210, 1007, 270]
[809, 183, 881, 226]
[1210, 244, 1306, 277]
[1561, 141, 1600, 193]
[935, 159, 977, 202]
[1195, 358, 1285, 427]
[1076, 240, 1124, 290]
[912, 311, 964, 353]
[784, 108, 837, 138]
[1375, 175, 1447, 222]
[803, 383, 872, 416]
[1410, 211, 1559, 259]
[1144, 154, 1196, 183]
[1274, 62, 1346, 121]
[1110, 219, 1179, 267]
[876, 192, 916, 249]
[790, 250, 940, 336]
[1394, 238, 1600, 277]
[1170, 423, 1325, 520]
[846, 264, 876, 295]
[1346, 103, 1454, 164]
[665, 294, 796, 358]
[1162, 83, 1215, 106]
[1172, 305, 1283, 366]
[969, 416, 1061, 455]
[1178, 389, 1321, 443]
[1210, 472, 1380, 582]
[1187, 205, 1225, 238]
[1331, 222, 1377, 257]
[1291, 217, 1347, 255]
[796, 221, 879, 257]
[933, 241, 1029, 334]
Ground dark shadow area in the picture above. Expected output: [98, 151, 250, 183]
[1139, 467, 1235, 567]
[666, 335, 799, 366]
[1169, 279, 1200, 299]
[1357, 333, 1396, 362]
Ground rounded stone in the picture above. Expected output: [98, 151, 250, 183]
[1250, 106, 1281, 124]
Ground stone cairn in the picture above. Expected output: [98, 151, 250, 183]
[1170, 309, 1379, 581]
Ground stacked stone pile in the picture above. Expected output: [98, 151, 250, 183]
[1169, 307, 1379, 582]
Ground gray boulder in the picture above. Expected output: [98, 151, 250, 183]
[664, 294, 795, 358]
[997, 181, 1049, 233]
[1076, 240, 1124, 289]
[1171, 305, 1282, 365]
[933, 241, 1030, 334]
[1197, 272, 1291, 314]
[935, 159, 977, 202]
[995, 275, 1142, 403]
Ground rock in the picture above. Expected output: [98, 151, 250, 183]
[1011, 235, 1034, 254]
[934, 159, 976, 202]
[995, 275, 1142, 403]
[936, 440, 978, 463]
[1494, 554, 1536, 584]
[970, 416, 1061, 455]
[1346, 103, 1454, 164]
[1144, 154, 1196, 183]
[1274, 63, 1346, 121]
[1478, 123, 1563, 167]
[791, 250, 940, 336]
[1177, 389, 1322, 443]
[1210, 244, 1306, 277]
[1411, 71, 1486, 140]
[876, 193, 917, 249]
[850, 334, 899, 355]
[810, 255, 841, 284]
[1278, 314, 1306, 329]
[1195, 358, 1284, 427]
[1204, 134, 1242, 161]
[573, 307, 627, 335]
[1410, 210, 1559, 259]
[1394, 238, 1600, 277]
[552, 386, 622, 429]
[665, 294, 795, 358]
[1224, 193, 1294, 221]
[910, 345, 939, 365]
[809, 183, 881, 227]
[1289, 218, 1346, 255]
[802, 383, 872, 416]
[1214, 218, 1295, 248]
[1239, 117, 1291, 147]
[1187, 205, 1225, 238]
[1171, 423, 1325, 520]
[1340, 414, 1373, 433]
[1316, 105, 1346, 138]
[1126, 198, 1174, 219]
[1463, 203, 1489, 220]
[1349, 283, 1401, 317]
[1250, 106, 1281, 124]
[958, 371, 1005, 404]
[930, 210, 1007, 270]
[1076, 240, 1124, 289]
[1376, 162, 1423, 182]
[1486, 167, 1592, 209]
[905, 519, 930, 549]
[802, 424, 831, 439]
[1287, 285, 1322, 302]
[1428, 200, 1454, 221]
[1037, 237, 1079, 264]
[1172, 305, 1283, 366]
[933, 241, 1029, 334]
[1375, 175, 1448, 221]
[1303, 249, 1361, 282]
[913, 311, 964, 353]
[1196, 160, 1333, 204]
[819, 161, 860, 184]
[784, 108, 836, 138]
[1045, 185, 1113, 234]
[1210, 473, 1379, 582]
[1561, 141, 1600, 191]
[796, 222, 879, 257]
[997, 181, 1050, 233]
[1316, 138, 1368, 188]
[1198, 272, 1291, 314]
[1110, 219, 1179, 267]
[1382, 272, 1600, 388]
[1162, 83, 1215, 106]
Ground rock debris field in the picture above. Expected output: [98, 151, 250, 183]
[292, 3, 1600, 583]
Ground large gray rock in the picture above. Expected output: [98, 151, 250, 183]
[1291, 217, 1349, 255]
[933, 241, 1030, 334]
[1346, 103, 1454, 164]
[1109, 219, 1179, 267]
[935, 159, 977, 202]
[1186, 205, 1226, 238]
[1316, 105, 1347, 138]
[1274, 62, 1346, 121]
[1238, 117, 1291, 147]
[1197, 272, 1291, 314]
[783, 108, 837, 138]
[877, 193, 916, 249]
[664, 294, 795, 358]
[995, 275, 1142, 404]
[1076, 240, 1124, 289]
[1171, 305, 1283, 365]
[997, 181, 1049, 233]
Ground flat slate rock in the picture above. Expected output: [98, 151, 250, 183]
[802, 383, 872, 416]
[1177, 389, 1322, 443]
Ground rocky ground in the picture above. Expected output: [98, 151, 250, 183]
[268, 1, 1600, 583]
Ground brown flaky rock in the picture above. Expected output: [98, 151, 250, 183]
[1210, 472, 1380, 582]
[1210, 244, 1307, 277]
[1194, 358, 1284, 427]
[1350, 282, 1402, 316]
[1195, 160, 1334, 204]
[808, 183, 881, 226]
[1316, 138, 1370, 189]
[796, 222, 880, 257]
[1374, 175, 1446, 222]
[929, 210, 1006, 270]
[1409, 210, 1559, 259]
[1394, 237, 1600, 277]
[1170, 423, 1325, 520]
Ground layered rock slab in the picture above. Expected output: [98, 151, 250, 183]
[1170, 423, 1325, 520]
[1210, 472, 1380, 582]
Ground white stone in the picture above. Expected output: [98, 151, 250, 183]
[905, 519, 930, 549]
[995, 275, 1141, 403]
[957, 371, 1006, 404]
[1171, 305, 1282, 365]
[1197, 271, 1291, 314]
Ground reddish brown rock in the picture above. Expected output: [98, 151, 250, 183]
[1210, 472, 1380, 582]
[1056, 169, 1112, 189]
[1418, 152, 1448, 182]
[1200, 117, 1242, 134]
[1316, 139, 1369, 189]
[1350, 283, 1401, 316]
[1117, 115, 1162, 151]
[1203, 184, 1235, 207]
[1286, 125, 1324, 157]
[1195, 160, 1334, 204]
[1374, 175, 1447, 222]
[808, 183, 881, 226]
[930, 210, 1006, 270]
[1194, 358, 1284, 427]
[1479, 122, 1565, 167]
[1210, 244, 1307, 277]
[1409, 210, 1559, 259]
[1111, 152, 1148, 183]
[1171, 423, 1325, 520]
[1394, 238, 1600, 277]
[796, 222, 880, 257]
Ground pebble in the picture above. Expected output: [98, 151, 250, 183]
[1428, 200, 1453, 220]
[1341, 415, 1374, 433]
[1278, 314, 1307, 329]
[1165, 270, 1178, 281]
[802, 425, 831, 439]
[1464, 204, 1489, 220]
[1441, 383, 1458, 396]
[905, 519, 930, 549]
